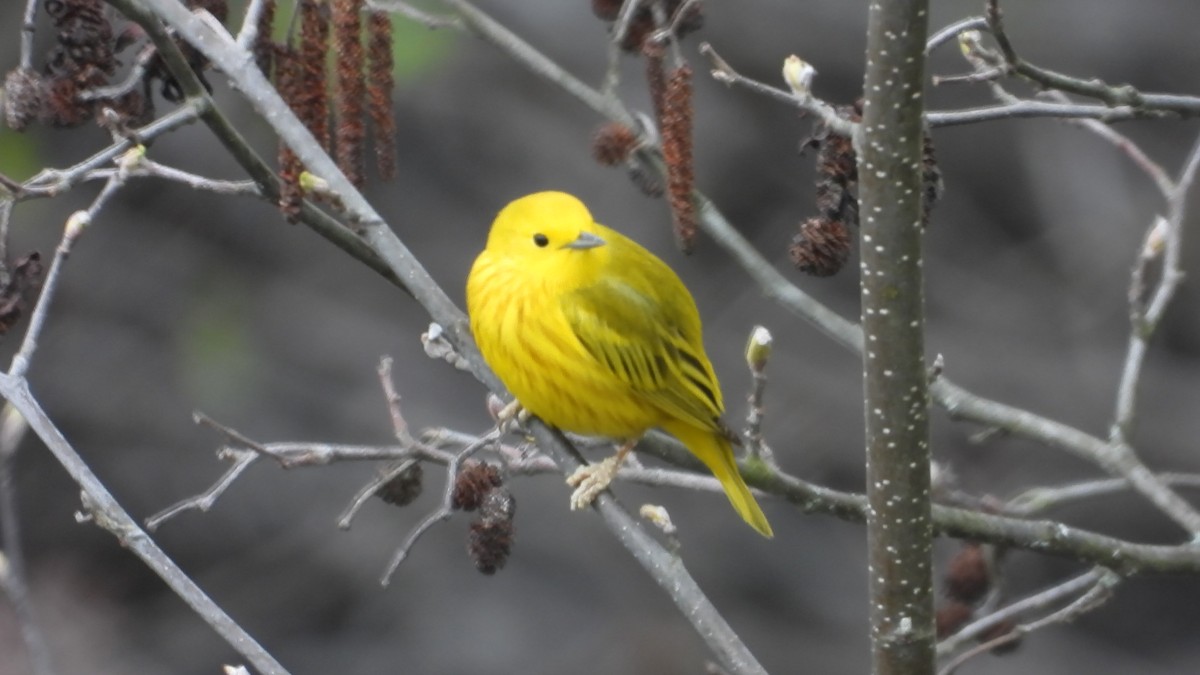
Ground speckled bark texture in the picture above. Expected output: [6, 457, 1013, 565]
[858, 1, 936, 673]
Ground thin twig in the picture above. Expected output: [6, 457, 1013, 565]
[19, 0, 38, 69]
[144, 448, 259, 531]
[1112, 134, 1200, 442]
[369, 0, 463, 29]
[927, 100, 1158, 127]
[934, 375, 1200, 536]
[937, 567, 1111, 655]
[378, 356, 415, 445]
[80, 45, 159, 101]
[938, 568, 1119, 674]
[601, 0, 644, 95]
[1041, 91, 1174, 197]
[697, 42, 857, 137]
[1007, 473, 1200, 517]
[925, 16, 987, 54]
[337, 458, 417, 529]
[193, 412, 288, 463]
[235, 0, 272, 48]
[18, 104, 203, 202]
[9, 161, 129, 379]
[984, 0, 1200, 114]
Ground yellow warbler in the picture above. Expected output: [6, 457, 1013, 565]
[466, 191, 773, 538]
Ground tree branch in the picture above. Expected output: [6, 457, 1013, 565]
[858, 2, 936, 671]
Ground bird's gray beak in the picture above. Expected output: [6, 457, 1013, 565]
[562, 231, 606, 250]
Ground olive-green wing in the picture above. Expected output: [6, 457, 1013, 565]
[560, 277, 724, 430]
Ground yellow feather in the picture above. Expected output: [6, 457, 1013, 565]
[466, 191, 773, 537]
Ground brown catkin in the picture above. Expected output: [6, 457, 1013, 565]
[643, 40, 668, 123]
[935, 602, 974, 638]
[467, 488, 516, 575]
[452, 460, 503, 511]
[944, 543, 990, 604]
[274, 45, 305, 222]
[366, 10, 397, 180]
[376, 462, 423, 507]
[333, 0, 366, 187]
[298, 0, 331, 151]
[591, 122, 638, 166]
[790, 217, 851, 277]
[252, 0, 277, 77]
[661, 65, 696, 252]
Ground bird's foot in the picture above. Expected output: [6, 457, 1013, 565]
[566, 455, 622, 510]
[565, 441, 636, 510]
[493, 399, 529, 434]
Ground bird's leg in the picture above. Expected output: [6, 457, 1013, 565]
[566, 439, 636, 510]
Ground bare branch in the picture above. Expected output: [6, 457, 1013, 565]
[369, 0, 463, 30]
[984, 0, 1200, 115]
[938, 567, 1120, 674]
[0, 374, 290, 674]
[337, 459, 418, 529]
[1113, 134, 1200, 442]
[235, 0, 272, 48]
[697, 42, 857, 138]
[1007, 473, 1200, 517]
[10, 157, 132, 379]
[934, 375, 1200, 536]
[925, 16, 987, 54]
[18, 0, 38, 69]
[144, 448, 259, 531]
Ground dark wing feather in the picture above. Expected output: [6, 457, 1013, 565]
[560, 276, 723, 430]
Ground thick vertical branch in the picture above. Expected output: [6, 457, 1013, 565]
[858, 1, 935, 674]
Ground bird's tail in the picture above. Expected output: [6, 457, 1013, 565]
[661, 419, 774, 538]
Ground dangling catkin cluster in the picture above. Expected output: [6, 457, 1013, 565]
[297, 0, 331, 151]
[249, 0, 397, 221]
[375, 462, 424, 507]
[367, 11, 398, 180]
[934, 543, 1018, 652]
[451, 460, 502, 511]
[3, 0, 157, 130]
[791, 103, 860, 276]
[468, 488, 515, 575]
[661, 65, 697, 252]
[792, 99, 942, 277]
[333, 0, 367, 188]
[451, 460, 514, 574]
[274, 45, 306, 222]
[584, 2, 701, 212]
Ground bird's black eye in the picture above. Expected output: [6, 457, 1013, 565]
[533, 233, 549, 247]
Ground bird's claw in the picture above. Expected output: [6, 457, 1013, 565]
[494, 400, 529, 434]
[566, 455, 621, 510]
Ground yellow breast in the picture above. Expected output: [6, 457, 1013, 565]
[467, 255, 660, 438]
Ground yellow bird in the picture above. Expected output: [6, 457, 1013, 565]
[466, 191, 772, 537]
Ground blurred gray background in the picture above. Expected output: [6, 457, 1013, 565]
[2, 1, 1200, 673]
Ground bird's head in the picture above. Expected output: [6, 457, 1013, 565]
[484, 191, 610, 283]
